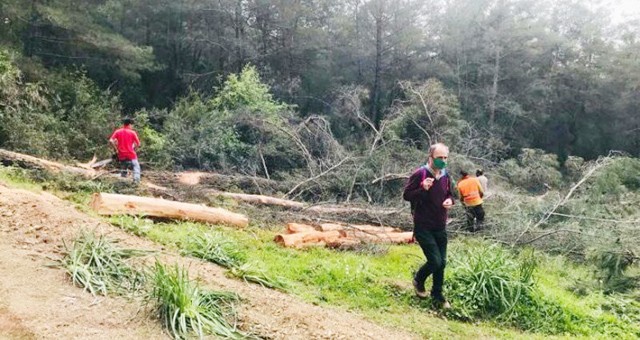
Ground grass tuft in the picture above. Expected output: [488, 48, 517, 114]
[60, 231, 147, 295]
[148, 262, 251, 339]
[182, 233, 246, 268]
[228, 263, 289, 291]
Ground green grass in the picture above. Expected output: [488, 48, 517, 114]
[0, 165, 111, 208]
[59, 231, 148, 295]
[148, 262, 251, 339]
[107, 217, 640, 338]
[0, 166, 44, 191]
[5, 165, 638, 338]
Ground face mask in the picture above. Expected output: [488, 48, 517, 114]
[433, 158, 447, 169]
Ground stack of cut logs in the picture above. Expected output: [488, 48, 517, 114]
[274, 222, 413, 248]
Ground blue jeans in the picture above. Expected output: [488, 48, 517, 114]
[120, 159, 141, 182]
[131, 159, 141, 182]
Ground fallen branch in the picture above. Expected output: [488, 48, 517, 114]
[549, 212, 640, 224]
[371, 172, 410, 184]
[512, 158, 610, 246]
[284, 157, 351, 198]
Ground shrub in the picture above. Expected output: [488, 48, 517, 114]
[498, 148, 563, 192]
[446, 245, 536, 321]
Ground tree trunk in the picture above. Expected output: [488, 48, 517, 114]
[369, 12, 383, 125]
[211, 191, 304, 210]
[0, 148, 96, 178]
[489, 45, 500, 126]
[90, 192, 249, 228]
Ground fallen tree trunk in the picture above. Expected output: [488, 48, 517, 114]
[343, 231, 413, 244]
[306, 205, 394, 214]
[90, 192, 248, 228]
[0, 148, 96, 178]
[274, 230, 346, 248]
[212, 191, 305, 210]
[318, 223, 399, 233]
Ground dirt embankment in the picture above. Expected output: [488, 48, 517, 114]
[0, 182, 418, 340]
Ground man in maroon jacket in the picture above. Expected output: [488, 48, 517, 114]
[403, 143, 455, 308]
[109, 117, 141, 183]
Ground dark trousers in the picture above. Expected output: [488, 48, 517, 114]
[465, 204, 485, 231]
[414, 229, 448, 299]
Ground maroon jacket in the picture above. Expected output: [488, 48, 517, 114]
[403, 166, 455, 231]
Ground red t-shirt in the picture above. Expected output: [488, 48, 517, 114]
[110, 126, 140, 161]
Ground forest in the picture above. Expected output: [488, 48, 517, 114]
[1, 0, 640, 339]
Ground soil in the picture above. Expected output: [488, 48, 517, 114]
[0, 182, 418, 339]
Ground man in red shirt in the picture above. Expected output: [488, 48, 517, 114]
[109, 117, 141, 183]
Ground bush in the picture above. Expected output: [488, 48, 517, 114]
[498, 148, 563, 192]
[446, 244, 537, 321]
[0, 49, 120, 160]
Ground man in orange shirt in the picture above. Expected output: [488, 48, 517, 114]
[109, 117, 141, 183]
[456, 170, 484, 231]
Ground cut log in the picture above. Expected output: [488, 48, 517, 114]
[318, 223, 400, 234]
[318, 223, 344, 232]
[212, 191, 304, 210]
[0, 148, 96, 178]
[286, 223, 317, 234]
[90, 192, 248, 228]
[274, 230, 346, 248]
[305, 205, 398, 215]
[343, 231, 414, 244]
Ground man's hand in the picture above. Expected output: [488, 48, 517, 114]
[442, 198, 453, 209]
[421, 178, 435, 190]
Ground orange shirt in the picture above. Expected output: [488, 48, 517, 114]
[457, 176, 484, 206]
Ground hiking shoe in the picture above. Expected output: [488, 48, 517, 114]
[412, 279, 428, 298]
[432, 295, 451, 309]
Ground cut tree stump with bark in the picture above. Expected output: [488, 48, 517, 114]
[90, 192, 249, 228]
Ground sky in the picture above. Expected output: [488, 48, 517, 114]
[608, 0, 640, 23]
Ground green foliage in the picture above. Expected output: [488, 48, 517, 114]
[182, 233, 246, 268]
[387, 79, 465, 150]
[589, 248, 637, 293]
[148, 262, 249, 339]
[163, 66, 304, 174]
[211, 65, 291, 118]
[129, 111, 173, 169]
[0, 48, 120, 160]
[60, 232, 147, 296]
[127, 219, 640, 337]
[227, 263, 289, 291]
[446, 245, 536, 321]
[499, 148, 563, 192]
[163, 91, 247, 169]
